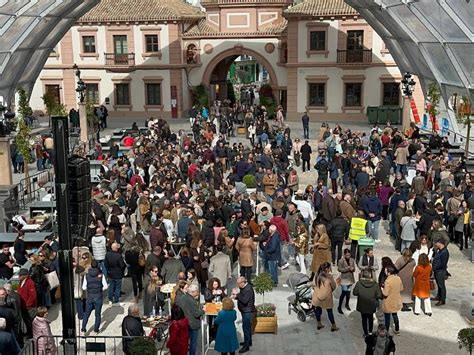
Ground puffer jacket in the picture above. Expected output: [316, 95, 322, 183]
[91, 235, 107, 261]
[328, 217, 349, 240]
[33, 316, 56, 355]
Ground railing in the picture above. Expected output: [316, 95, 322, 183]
[18, 169, 54, 210]
[105, 53, 135, 66]
[336, 49, 372, 64]
[21, 334, 169, 354]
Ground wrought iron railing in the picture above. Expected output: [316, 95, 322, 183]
[18, 169, 54, 210]
[336, 49, 372, 64]
[105, 53, 135, 66]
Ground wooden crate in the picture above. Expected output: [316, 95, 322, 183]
[237, 126, 247, 135]
[252, 315, 278, 334]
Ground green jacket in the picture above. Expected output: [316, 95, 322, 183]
[353, 278, 382, 314]
[175, 293, 204, 330]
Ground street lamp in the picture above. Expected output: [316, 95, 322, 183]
[401, 72, 416, 132]
[401, 72, 416, 96]
[73, 63, 86, 103]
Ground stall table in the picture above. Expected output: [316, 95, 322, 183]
[201, 302, 222, 355]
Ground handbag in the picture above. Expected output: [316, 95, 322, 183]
[138, 252, 146, 267]
[201, 260, 209, 269]
[430, 279, 436, 291]
[46, 271, 60, 289]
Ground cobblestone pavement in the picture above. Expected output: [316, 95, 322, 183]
[36, 118, 472, 354]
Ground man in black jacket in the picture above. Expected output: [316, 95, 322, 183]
[300, 140, 312, 173]
[328, 210, 349, 264]
[104, 242, 126, 306]
[365, 324, 395, 355]
[122, 304, 145, 355]
[432, 240, 449, 306]
[232, 276, 256, 353]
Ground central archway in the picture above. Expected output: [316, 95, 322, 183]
[202, 47, 279, 90]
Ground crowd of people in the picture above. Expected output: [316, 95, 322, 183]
[0, 100, 473, 354]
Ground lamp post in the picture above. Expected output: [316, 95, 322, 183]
[73, 64, 89, 144]
[401, 72, 416, 133]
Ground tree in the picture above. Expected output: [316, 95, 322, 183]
[458, 328, 474, 355]
[458, 96, 473, 158]
[252, 272, 274, 304]
[426, 82, 440, 132]
[42, 91, 67, 126]
[15, 88, 34, 195]
[259, 84, 276, 119]
[190, 84, 209, 110]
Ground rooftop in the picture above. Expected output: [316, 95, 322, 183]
[284, 0, 358, 18]
[183, 18, 288, 37]
[79, 0, 204, 23]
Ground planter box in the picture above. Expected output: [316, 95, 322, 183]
[252, 315, 278, 334]
[237, 126, 247, 135]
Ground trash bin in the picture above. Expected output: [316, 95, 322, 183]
[358, 238, 375, 257]
[385, 106, 402, 124]
[367, 107, 378, 124]
[377, 107, 388, 124]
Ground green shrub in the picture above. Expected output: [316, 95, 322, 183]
[458, 328, 474, 354]
[191, 84, 209, 109]
[128, 337, 157, 355]
[242, 174, 256, 188]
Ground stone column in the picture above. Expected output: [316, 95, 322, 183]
[402, 96, 412, 133]
[78, 103, 88, 145]
[0, 137, 12, 185]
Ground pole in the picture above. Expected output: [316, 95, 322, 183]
[402, 96, 411, 134]
[465, 115, 471, 159]
[52, 116, 77, 354]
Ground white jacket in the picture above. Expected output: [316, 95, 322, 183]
[91, 235, 107, 261]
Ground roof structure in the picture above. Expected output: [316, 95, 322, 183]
[345, 0, 473, 133]
[183, 18, 287, 38]
[0, 0, 99, 106]
[285, 0, 358, 18]
[79, 0, 204, 23]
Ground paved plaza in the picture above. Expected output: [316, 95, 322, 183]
[18, 118, 472, 355]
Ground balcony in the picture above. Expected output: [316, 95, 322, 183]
[336, 49, 372, 64]
[105, 53, 135, 66]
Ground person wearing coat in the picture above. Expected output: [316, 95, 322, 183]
[337, 249, 355, 315]
[209, 245, 232, 289]
[189, 237, 210, 290]
[381, 266, 403, 335]
[394, 249, 416, 311]
[353, 269, 383, 337]
[365, 324, 396, 355]
[293, 223, 309, 275]
[312, 262, 339, 331]
[358, 248, 379, 280]
[32, 306, 57, 355]
[412, 253, 432, 316]
[310, 224, 331, 280]
[0, 317, 20, 355]
[400, 210, 417, 252]
[214, 297, 240, 355]
[235, 230, 257, 283]
[166, 304, 189, 355]
[262, 169, 277, 196]
[143, 267, 166, 316]
[122, 304, 145, 355]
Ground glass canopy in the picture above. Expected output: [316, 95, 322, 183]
[0, 0, 99, 106]
[345, 0, 473, 133]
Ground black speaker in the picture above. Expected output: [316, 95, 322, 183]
[68, 156, 91, 234]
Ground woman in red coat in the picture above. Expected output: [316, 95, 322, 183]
[166, 304, 189, 355]
[412, 253, 432, 316]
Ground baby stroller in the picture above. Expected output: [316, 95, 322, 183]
[286, 273, 314, 322]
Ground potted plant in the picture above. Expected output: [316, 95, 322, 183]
[252, 272, 278, 334]
[458, 328, 474, 354]
[128, 337, 158, 355]
[242, 174, 256, 189]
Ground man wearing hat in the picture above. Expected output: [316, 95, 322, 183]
[432, 240, 449, 306]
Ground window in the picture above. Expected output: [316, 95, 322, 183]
[145, 34, 159, 53]
[85, 84, 99, 105]
[347, 30, 364, 50]
[115, 84, 130, 105]
[82, 36, 96, 53]
[145, 83, 161, 106]
[345, 83, 362, 106]
[309, 31, 326, 51]
[308, 83, 325, 106]
[383, 83, 400, 106]
[45, 85, 61, 104]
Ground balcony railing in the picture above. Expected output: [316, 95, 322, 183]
[336, 49, 372, 64]
[105, 53, 135, 66]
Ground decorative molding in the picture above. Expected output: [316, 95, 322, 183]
[111, 77, 132, 82]
[139, 26, 162, 32]
[264, 43, 275, 53]
[258, 11, 278, 26]
[203, 43, 214, 54]
[305, 75, 329, 81]
[306, 22, 330, 28]
[227, 13, 250, 29]
[207, 13, 220, 27]
[77, 27, 98, 32]
[341, 75, 366, 82]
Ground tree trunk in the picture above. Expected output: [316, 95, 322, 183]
[465, 116, 471, 158]
[24, 161, 31, 203]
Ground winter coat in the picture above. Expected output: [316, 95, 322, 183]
[339, 200, 356, 220]
[382, 275, 403, 313]
[91, 235, 107, 261]
[417, 208, 439, 236]
[400, 216, 417, 242]
[17, 277, 37, 309]
[312, 276, 336, 309]
[365, 333, 396, 355]
[209, 252, 232, 287]
[104, 251, 126, 280]
[161, 258, 185, 284]
[300, 143, 312, 161]
[214, 309, 239, 353]
[394, 146, 409, 165]
[321, 195, 337, 222]
[270, 216, 290, 242]
[262, 174, 277, 196]
[143, 283, 165, 316]
[310, 233, 331, 273]
[33, 316, 57, 355]
[394, 257, 416, 304]
[121, 315, 145, 353]
[176, 293, 204, 330]
[125, 248, 144, 276]
[362, 195, 382, 222]
[337, 257, 355, 286]
[413, 264, 432, 299]
[328, 217, 349, 240]
[190, 247, 209, 285]
[166, 318, 189, 355]
[0, 329, 20, 355]
[263, 233, 281, 262]
[353, 278, 382, 314]
[235, 237, 257, 267]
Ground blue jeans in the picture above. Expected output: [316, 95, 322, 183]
[75, 298, 86, 320]
[327, 147, 336, 160]
[36, 159, 43, 171]
[97, 260, 107, 278]
[108, 278, 122, 303]
[303, 125, 309, 139]
[82, 297, 103, 332]
[241, 312, 253, 347]
[188, 327, 199, 355]
[368, 220, 380, 240]
[384, 312, 399, 332]
[396, 164, 407, 176]
[267, 260, 278, 285]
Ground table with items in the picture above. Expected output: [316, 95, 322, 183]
[201, 302, 223, 355]
[141, 315, 170, 344]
